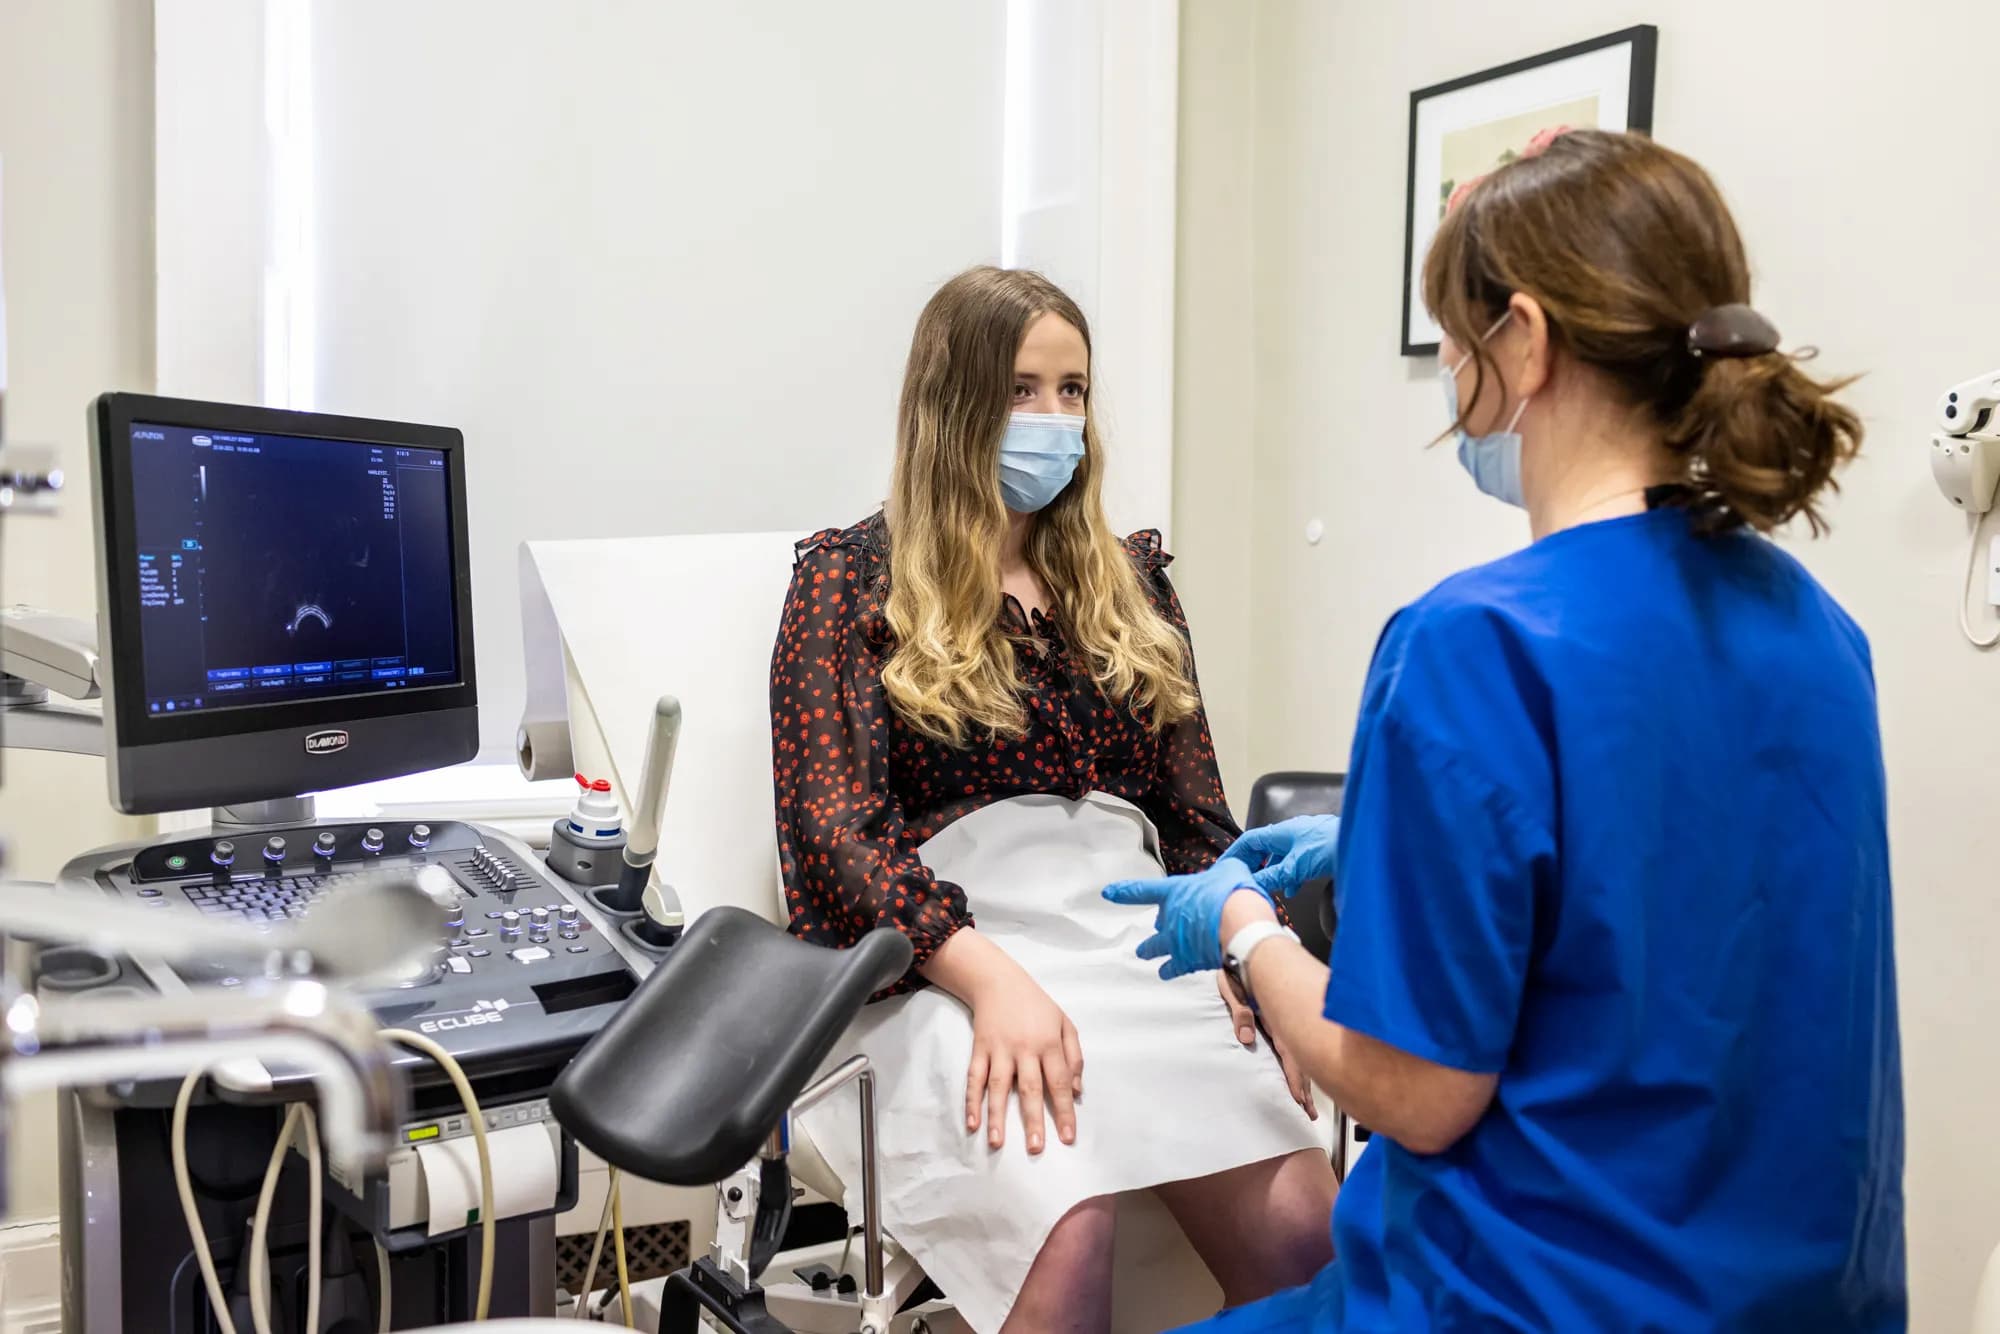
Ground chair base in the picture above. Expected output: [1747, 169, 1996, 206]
[660, 1258, 790, 1333]
[762, 1237, 963, 1333]
[614, 1239, 965, 1334]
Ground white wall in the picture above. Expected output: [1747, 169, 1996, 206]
[1170, 0, 1258, 804]
[1172, 0, 2000, 1323]
[0, 0, 157, 1220]
[1084, 0, 1182, 546]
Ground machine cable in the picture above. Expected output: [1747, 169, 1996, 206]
[571, 1165, 634, 1324]
[381, 1027, 495, 1322]
[248, 1102, 321, 1334]
[1960, 507, 2000, 648]
[375, 1236, 393, 1332]
[171, 1070, 241, 1334]
[172, 1028, 495, 1331]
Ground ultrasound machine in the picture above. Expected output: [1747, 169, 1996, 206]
[0, 392, 925, 1334]
[5, 393, 645, 1329]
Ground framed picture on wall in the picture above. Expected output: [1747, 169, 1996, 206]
[1400, 25, 1658, 356]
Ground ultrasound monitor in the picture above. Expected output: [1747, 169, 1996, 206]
[90, 394, 477, 813]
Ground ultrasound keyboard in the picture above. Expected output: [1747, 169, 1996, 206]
[172, 842, 541, 927]
[60, 818, 649, 1076]
[178, 874, 339, 921]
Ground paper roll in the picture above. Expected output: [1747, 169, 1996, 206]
[417, 1121, 559, 1237]
[516, 718, 574, 782]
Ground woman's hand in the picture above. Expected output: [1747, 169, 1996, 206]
[921, 929, 1083, 1155]
[1217, 974, 1318, 1120]
[965, 964, 1084, 1154]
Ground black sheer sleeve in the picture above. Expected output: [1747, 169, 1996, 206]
[1124, 532, 1244, 873]
[770, 534, 971, 991]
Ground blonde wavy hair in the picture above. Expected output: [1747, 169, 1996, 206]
[880, 266, 1199, 746]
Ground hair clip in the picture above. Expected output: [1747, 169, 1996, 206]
[1687, 304, 1782, 359]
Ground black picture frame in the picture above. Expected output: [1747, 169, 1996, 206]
[1400, 25, 1658, 357]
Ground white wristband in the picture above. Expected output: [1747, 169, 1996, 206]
[1223, 920, 1298, 1012]
[1225, 920, 1296, 971]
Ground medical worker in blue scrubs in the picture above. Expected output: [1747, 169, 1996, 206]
[1105, 130, 1905, 1331]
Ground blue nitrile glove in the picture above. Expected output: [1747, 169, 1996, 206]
[1224, 814, 1342, 897]
[1102, 856, 1269, 980]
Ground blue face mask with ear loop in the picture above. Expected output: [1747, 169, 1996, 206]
[997, 412, 1086, 513]
[1443, 311, 1532, 508]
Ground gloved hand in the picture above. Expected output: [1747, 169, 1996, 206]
[1103, 856, 1269, 979]
[1223, 814, 1342, 897]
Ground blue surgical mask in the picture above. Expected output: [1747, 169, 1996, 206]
[998, 412, 1085, 513]
[1443, 312, 1531, 509]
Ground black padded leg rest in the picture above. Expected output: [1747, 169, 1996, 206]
[551, 907, 911, 1186]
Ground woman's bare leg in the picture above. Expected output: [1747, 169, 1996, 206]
[1154, 1150, 1337, 1307]
[1001, 1194, 1119, 1334]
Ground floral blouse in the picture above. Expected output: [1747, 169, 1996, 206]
[769, 512, 1246, 993]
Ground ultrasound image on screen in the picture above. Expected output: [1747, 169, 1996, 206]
[127, 423, 459, 716]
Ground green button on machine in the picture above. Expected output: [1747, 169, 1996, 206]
[164, 854, 188, 871]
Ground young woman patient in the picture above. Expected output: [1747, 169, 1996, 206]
[770, 266, 1336, 1333]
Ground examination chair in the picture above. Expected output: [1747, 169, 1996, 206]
[552, 907, 916, 1333]
[524, 532, 1325, 1328]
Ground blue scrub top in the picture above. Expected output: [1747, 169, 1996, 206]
[1192, 508, 1905, 1333]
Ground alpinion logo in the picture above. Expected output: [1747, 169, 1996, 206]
[418, 998, 511, 1035]
[304, 729, 350, 756]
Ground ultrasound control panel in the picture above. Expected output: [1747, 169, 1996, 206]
[58, 820, 646, 1088]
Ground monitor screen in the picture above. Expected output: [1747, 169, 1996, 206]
[92, 394, 477, 814]
[126, 422, 463, 716]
